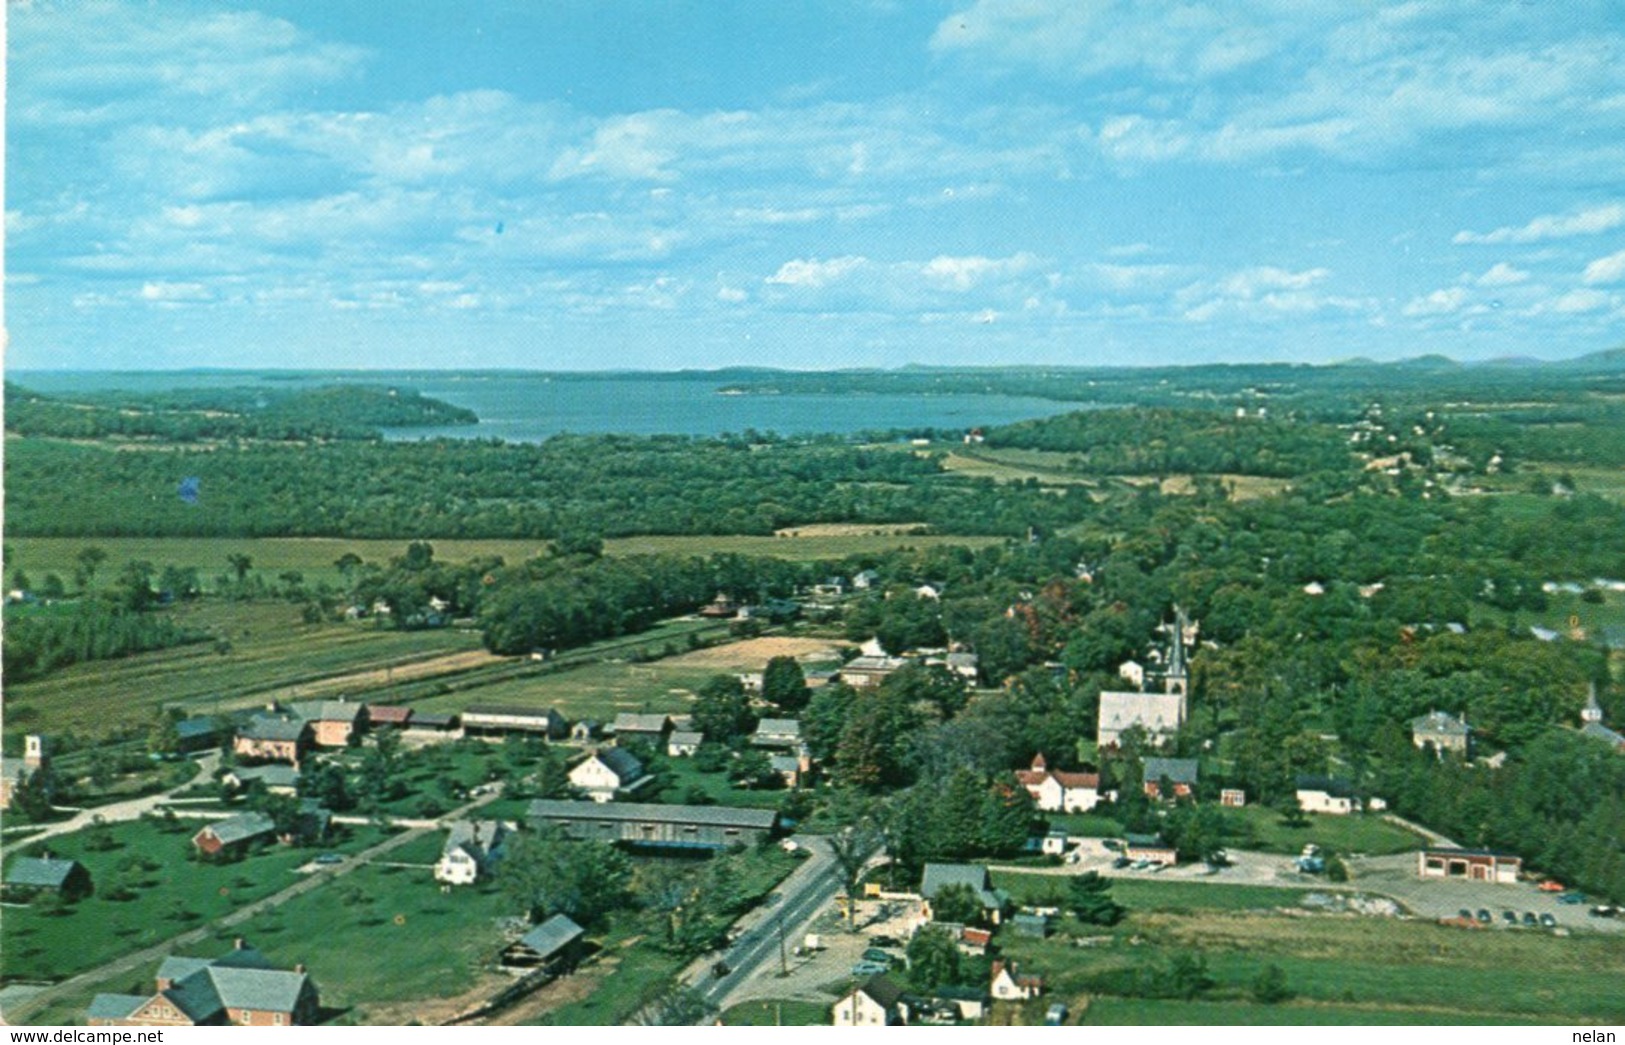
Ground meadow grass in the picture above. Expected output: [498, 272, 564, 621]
[721, 999, 830, 1025]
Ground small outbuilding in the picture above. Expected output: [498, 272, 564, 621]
[3, 856, 92, 901]
[501, 913, 586, 971]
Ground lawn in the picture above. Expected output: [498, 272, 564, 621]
[649, 755, 798, 810]
[1221, 806, 1424, 856]
[411, 659, 717, 725]
[0, 819, 394, 982]
[721, 999, 830, 1025]
[1080, 998, 1546, 1025]
[992, 871, 1316, 913]
[237, 863, 514, 1017]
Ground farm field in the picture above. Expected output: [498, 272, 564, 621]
[3, 600, 485, 743]
[992, 903, 1625, 1026]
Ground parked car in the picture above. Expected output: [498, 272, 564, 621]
[1044, 1003, 1069, 1026]
[1558, 892, 1587, 905]
[1539, 913, 1557, 928]
[1112, 856, 1132, 869]
[1502, 910, 1518, 924]
[851, 961, 889, 976]
[1457, 908, 1473, 920]
[314, 853, 344, 865]
[861, 949, 895, 966]
[868, 934, 901, 948]
[1521, 912, 1538, 926]
[1537, 880, 1565, 893]
[1475, 909, 1492, 924]
[1589, 905, 1618, 918]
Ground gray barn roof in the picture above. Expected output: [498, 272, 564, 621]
[87, 994, 148, 1021]
[5, 856, 83, 889]
[240, 715, 308, 743]
[594, 747, 646, 782]
[200, 811, 277, 846]
[527, 799, 777, 830]
[516, 913, 585, 959]
[1142, 757, 1200, 785]
[920, 863, 1007, 910]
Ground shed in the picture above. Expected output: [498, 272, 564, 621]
[3, 856, 92, 900]
[501, 913, 586, 970]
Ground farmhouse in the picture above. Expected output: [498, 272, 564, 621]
[568, 748, 651, 802]
[666, 730, 704, 757]
[1096, 690, 1186, 748]
[1411, 710, 1471, 757]
[839, 655, 907, 688]
[920, 863, 1010, 924]
[990, 960, 1043, 1001]
[1418, 847, 1523, 884]
[1014, 754, 1104, 813]
[832, 973, 908, 1026]
[1142, 757, 1199, 799]
[501, 913, 586, 971]
[462, 705, 567, 739]
[221, 764, 301, 796]
[87, 940, 318, 1027]
[233, 715, 312, 766]
[289, 699, 365, 748]
[192, 812, 277, 858]
[527, 799, 780, 849]
[750, 718, 803, 749]
[3, 856, 92, 901]
[435, 820, 510, 886]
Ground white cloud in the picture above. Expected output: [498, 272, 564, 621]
[1582, 249, 1625, 285]
[919, 253, 1037, 291]
[1475, 262, 1529, 287]
[1454, 203, 1625, 244]
[1550, 288, 1613, 313]
[1403, 287, 1471, 316]
[139, 281, 214, 303]
[766, 257, 869, 288]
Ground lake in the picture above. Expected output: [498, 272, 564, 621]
[9, 370, 1086, 441]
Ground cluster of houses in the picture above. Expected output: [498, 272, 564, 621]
[833, 863, 1049, 1026]
[89, 939, 318, 1027]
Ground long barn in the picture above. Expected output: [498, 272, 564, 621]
[526, 799, 780, 850]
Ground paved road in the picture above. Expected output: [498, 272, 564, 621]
[684, 838, 844, 1015]
[3, 790, 498, 1025]
[1, 754, 221, 859]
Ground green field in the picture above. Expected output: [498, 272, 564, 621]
[721, 999, 830, 1025]
[1043, 805, 1422, 857]
[991, 902, 1625, 1025]
[412, 659, 717, 724]
[2, 600, 484, 743]
[993, 871, 1317, 913]
[1, 819, 393, 982]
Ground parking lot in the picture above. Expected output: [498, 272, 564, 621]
[1347, 853, 1624, 933]
[723, 896, 923, 1008]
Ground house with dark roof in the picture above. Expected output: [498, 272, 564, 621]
[990, 959, 1043, 1001]
[222, 764, 301, 795]
[365, 704, 413, 730]
[4, 855, 92, 901]
[832, 973, 908, 1026]
[1411, 710, 1471, 757]
[608, 713, 672, 745]
[233, 715, 312, 766]
[527, 799, 779, 849]
[436, 820, 511, 886]
[288, 699, 365, 747]
[920, 863, 1010, 924]
[1014, 753, 1104, 812]
[500, 913, 586, 970]
[175, 716, 222, 754]
[192, 812, 277, 859]
[750, 719, 803, 749]
[666, 730, 705, 757]
[1141, 757, 1200, 800]
[87, 939, 317, 1026]
[568, 748, 650, 803]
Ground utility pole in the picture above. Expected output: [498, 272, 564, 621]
[777, 912, 787, 976]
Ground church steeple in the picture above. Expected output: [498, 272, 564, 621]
[1583, 682, 1605, 724]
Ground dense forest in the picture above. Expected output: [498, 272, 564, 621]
[3, 382, 477, 443]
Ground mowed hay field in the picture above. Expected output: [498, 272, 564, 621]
[992, 900, 1625, 1026]
[3, 600, 489, 742]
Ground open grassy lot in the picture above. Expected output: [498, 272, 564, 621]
[3, 600, 483, 743]
[412, 659, 718, 724]
[1221, 806, 1424, 856]
[651, 755, 797, 810]
[238, 863, 513, 1019]
[0, 819, 393, 982]
[721, 999, 830, 1025]
[1080, 998, 1545, 1025]
[993, 871, 1317, 913]
[993, 902, 1625, 1025]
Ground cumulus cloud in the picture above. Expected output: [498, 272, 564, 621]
[1403, 287, 1471, 316]
[1454, 203, 1625, 245]
[766, 256, 869, 288]
[1582, 248, 1625, 285]
[1475, 262, 1529, 287]
[919, 253, 1037, 291]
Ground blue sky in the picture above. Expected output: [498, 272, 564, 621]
[6, 0, 1625, 371]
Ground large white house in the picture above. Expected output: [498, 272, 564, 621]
[1014, 754, 1106, 812]
[569, 748, 650, 803]
[435, 820, 510, 886]
[1096, 690, 1186, 747]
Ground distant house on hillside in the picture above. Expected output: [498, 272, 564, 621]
[365, 705, 413, 731]
[751, 719, 803, 749]
[666, 730, 704, 757]
[1418, 847, 1522, 883]
[839, 655, 907, 689]
[990, 960, 1042, 1001]
[1411, 710, 1471, 757]
[1141, 757, 1199, 799]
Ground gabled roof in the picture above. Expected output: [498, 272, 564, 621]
[921, 863, 1008, 910]
[1142, 757, 1200, 785]
[667, 730, 705, 746]
[175, 717, 220, 740]
[5, 856, 83, 889]
[464, 704, 564, 724]
[769, 754, 801, 773]
[199, 811, 277, 846]
[1410, 710, 1470, 736]
[593, 747, 646, 782]
[754, 718, 802, 737]
[87, 994, 148, 1021]
[858, 973, 904, 1010]
[527, 799, 778, 830]
[157, 945, 309, 1019]
[239, 715, 308, 743]
[409, 711, 457, 728]
[290, 699, 362, 724]
[1581, 721, 1625, 746]
[443, 819, 507, 860]
[366, 704, 413, 726]
[228, 764, 301, 789]
[1050, 769, 1100, 790]
[610, 712, 671, 733]
[516, 913, 585, 959]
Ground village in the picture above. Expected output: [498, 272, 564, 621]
[3, 575, 1621, 1027]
